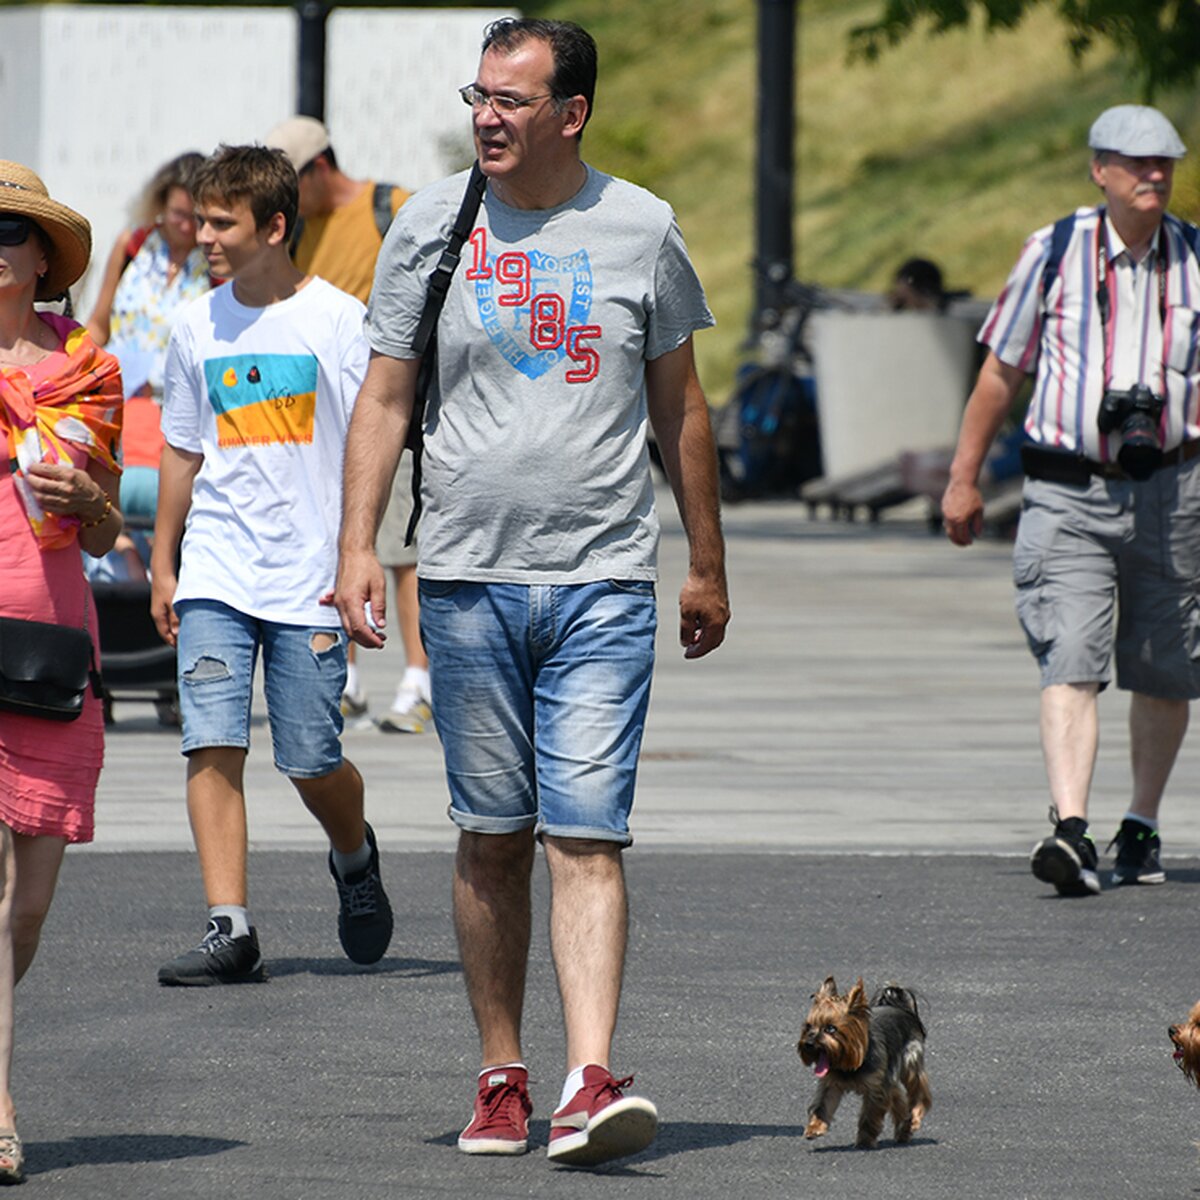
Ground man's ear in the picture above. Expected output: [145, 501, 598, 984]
[559, 95, 589, 140]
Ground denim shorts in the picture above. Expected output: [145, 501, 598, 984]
[418, 579, 658, 844]
[175, 599, 347, 777]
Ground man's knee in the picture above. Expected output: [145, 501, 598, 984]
[457, 829, 535, 880]
[543, 835, 624, 878]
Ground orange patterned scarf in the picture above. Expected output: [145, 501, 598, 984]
[0, 314, 123, 549]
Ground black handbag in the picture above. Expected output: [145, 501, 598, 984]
[0, 614, 101, 723]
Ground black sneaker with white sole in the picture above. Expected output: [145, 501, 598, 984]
[157, 916, 267, 986]
[329, 822, 393, 964]
[1108, 818, 1166, 886]
[1030, 807, 1100, 897]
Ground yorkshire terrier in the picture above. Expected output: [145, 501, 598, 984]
[797, 976, 932, 1149]
[1169, 1001, 1200, 1085]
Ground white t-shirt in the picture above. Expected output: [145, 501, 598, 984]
[162, 277, 368, 625]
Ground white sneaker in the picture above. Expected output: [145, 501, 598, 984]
[378, 688, 432, 734]
[340, 687, 369, 718]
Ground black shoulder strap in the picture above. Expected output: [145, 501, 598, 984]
[373, 182, 397, 240]
[411, 164, 487, 357]
[404, 163, 488, 545]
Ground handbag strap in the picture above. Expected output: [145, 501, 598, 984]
[404, 163, 488, 544]
[412, 162, 487, 358]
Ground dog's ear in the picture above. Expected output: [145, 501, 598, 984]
[815, 976, 838, 999]
[847, 978, 868, 1012]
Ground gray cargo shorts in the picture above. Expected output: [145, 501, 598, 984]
[375, 454, 418, 568]
[1012, 458, 1200, 699]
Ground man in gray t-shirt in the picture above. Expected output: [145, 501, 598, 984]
[335, 17, 729, 1169]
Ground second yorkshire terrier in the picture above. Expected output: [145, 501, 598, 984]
[797, 976, 932, 1149]
[1169, 1001, 1200, 1085]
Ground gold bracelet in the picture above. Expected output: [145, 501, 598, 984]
[80, 492, 113, 528]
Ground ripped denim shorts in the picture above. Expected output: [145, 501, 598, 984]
[175, 599, 347, 777]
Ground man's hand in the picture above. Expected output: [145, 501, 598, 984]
[334, 548, 389, 649]
[679, 570, 730, 659]
[941, 478, 985, 547]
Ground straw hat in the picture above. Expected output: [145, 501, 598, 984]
[0, 160, 91, 299]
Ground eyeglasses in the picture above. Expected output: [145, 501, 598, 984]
[0, 215, 31, 246]
[459, 84, 553, 115]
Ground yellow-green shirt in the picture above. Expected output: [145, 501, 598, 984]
[293, 182, 409, 304]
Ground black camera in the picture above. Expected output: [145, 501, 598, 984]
[1096, 384, 1166, 480]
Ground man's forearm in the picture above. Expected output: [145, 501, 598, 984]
[340, 354, 419, 554]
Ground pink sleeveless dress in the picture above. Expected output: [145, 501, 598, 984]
[0, 351, 104, 843]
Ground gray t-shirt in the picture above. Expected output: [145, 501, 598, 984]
[366, 165, 714, 583]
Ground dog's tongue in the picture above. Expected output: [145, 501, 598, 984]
[1175, 1047, 1184, 1065]
[814, 1051, 830, 1078]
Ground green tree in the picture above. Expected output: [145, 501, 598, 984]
[849, 0, 1200, 100]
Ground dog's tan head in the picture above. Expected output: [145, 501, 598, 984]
[1169, 1001, 1200, 1086]
[797, 976, 870, 1076]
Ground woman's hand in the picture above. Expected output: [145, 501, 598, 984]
[24, 460, 108, 521]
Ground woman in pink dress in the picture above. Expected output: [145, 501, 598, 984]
[0, 161, 123, 1183]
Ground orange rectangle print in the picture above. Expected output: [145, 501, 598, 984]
[215, 391, 317, 447]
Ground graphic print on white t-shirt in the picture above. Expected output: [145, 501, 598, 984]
[202, 353, 320, 448]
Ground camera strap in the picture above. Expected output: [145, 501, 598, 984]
[1094, 207, 1168, 392]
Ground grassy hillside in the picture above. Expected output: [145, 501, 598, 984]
[527, 0, 1200, 403]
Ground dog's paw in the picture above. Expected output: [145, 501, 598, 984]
[804, 1116, 829, 1140]
[854, 1134, 879, 1150]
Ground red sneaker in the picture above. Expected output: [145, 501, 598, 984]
[547, 1065, 657, 1166]
[457, 1066, 532, 1155]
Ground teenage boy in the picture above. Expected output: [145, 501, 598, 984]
[151, 145, 392, 985]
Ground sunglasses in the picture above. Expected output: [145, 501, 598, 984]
[0, 216, 32, 246]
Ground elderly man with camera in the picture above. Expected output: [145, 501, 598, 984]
[942, 104, 1200, 898]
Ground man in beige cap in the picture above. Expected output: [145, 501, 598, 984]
[265, 116, 429, 733]
[942, 104, 1200, 898]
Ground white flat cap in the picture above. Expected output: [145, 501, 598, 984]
[1088, 105, 1186, 159]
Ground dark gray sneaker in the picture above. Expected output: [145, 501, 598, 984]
[1108, 818, 1166, 886]
[329, 822, 393, 964]
[1030, 807, 1100, 897]
[158, 917, 267, 986]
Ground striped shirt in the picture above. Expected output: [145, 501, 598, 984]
[981, 205, 1200, 459]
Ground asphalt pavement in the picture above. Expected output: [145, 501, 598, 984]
[17, 491, 1200, 1197]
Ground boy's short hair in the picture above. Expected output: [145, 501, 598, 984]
[192, 145, 299, 237]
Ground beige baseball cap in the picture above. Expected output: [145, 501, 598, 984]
[264, 116, 331, 172]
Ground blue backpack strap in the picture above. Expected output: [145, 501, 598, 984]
[1041, 212, 1079, 304]
[1176, 216, 1200, 266]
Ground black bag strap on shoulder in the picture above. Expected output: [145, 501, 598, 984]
[372, 183, 397, 239]
[404, 162, 487, 545]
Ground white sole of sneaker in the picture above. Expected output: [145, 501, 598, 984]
[1112, 871, 1166, 886]
[457, 1135, 528, 1155]
[1030, 838, 1100, 895]
[548, 1097, 658, 1166]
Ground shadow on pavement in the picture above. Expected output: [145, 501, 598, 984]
[264, 955, 460, 979]
[29, 1133, 244, 1175]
